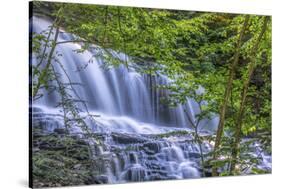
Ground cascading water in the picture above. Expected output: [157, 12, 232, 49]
[30, 16, 218, 183]
[31, 16, 218, 132]
[31, 16, 271, 184]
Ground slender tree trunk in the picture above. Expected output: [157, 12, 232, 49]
[32, 6, 63, 73]
[117, 7, 128, 68]
[185, 100, 205, 176]
[212, 15, 250, 176]
[229, 17, 269, 174]
[195, 125, 206, 177]
[32, 14, 62, 99]
[102, 6, 108, 45]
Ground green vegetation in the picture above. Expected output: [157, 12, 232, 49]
[31, 1, 271, 185]
[32, 130, 95, 187]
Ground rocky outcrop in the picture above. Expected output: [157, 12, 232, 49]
[32, 128, 96, 187]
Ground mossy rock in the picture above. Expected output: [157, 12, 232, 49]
[32, 132, 96, 187]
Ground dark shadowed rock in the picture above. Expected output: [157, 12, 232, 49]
[93, 175, 109, 184]
[188, 152, 201, 159]
[141, 142, 161, 154]
[54, 128, 67, 135]
[111, 133, 147, 144]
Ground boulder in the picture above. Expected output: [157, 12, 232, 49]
[93, 175, 109, 184]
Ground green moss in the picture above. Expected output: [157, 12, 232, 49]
[32, 133, 95, 187]
[153, 130, 191, 138]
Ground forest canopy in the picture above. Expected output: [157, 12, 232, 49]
[30, 1, 272, 187]
[32, 1, 271, 134]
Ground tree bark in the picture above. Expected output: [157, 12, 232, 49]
[229, 17, 269, 174]
[211, 15, 250, 176]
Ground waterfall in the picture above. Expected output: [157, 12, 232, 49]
[31, 16, 220, 184]
[31, 16, 218, 133]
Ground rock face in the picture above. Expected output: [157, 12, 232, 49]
[32, 110, 99, 188]
[77, 131, 207, 184]
[31, 110, 208, 187]
[32, 131, 95, 188]
[31, 108, 272, 187]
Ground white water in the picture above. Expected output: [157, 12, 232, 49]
[31, 16, 272, 184]
[31, 16, 218, 134]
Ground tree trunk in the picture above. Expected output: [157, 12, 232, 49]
[32, 6, 63, 73]
[185, 100, 205, 176]
[229, 17, 269, 174]
[32, 14, 62, 99]
[211, 15, 250, 176]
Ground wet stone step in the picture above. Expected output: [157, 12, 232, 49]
[111, 133, 148, 144]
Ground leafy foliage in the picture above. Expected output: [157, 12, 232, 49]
[31, 2, 271, 178]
